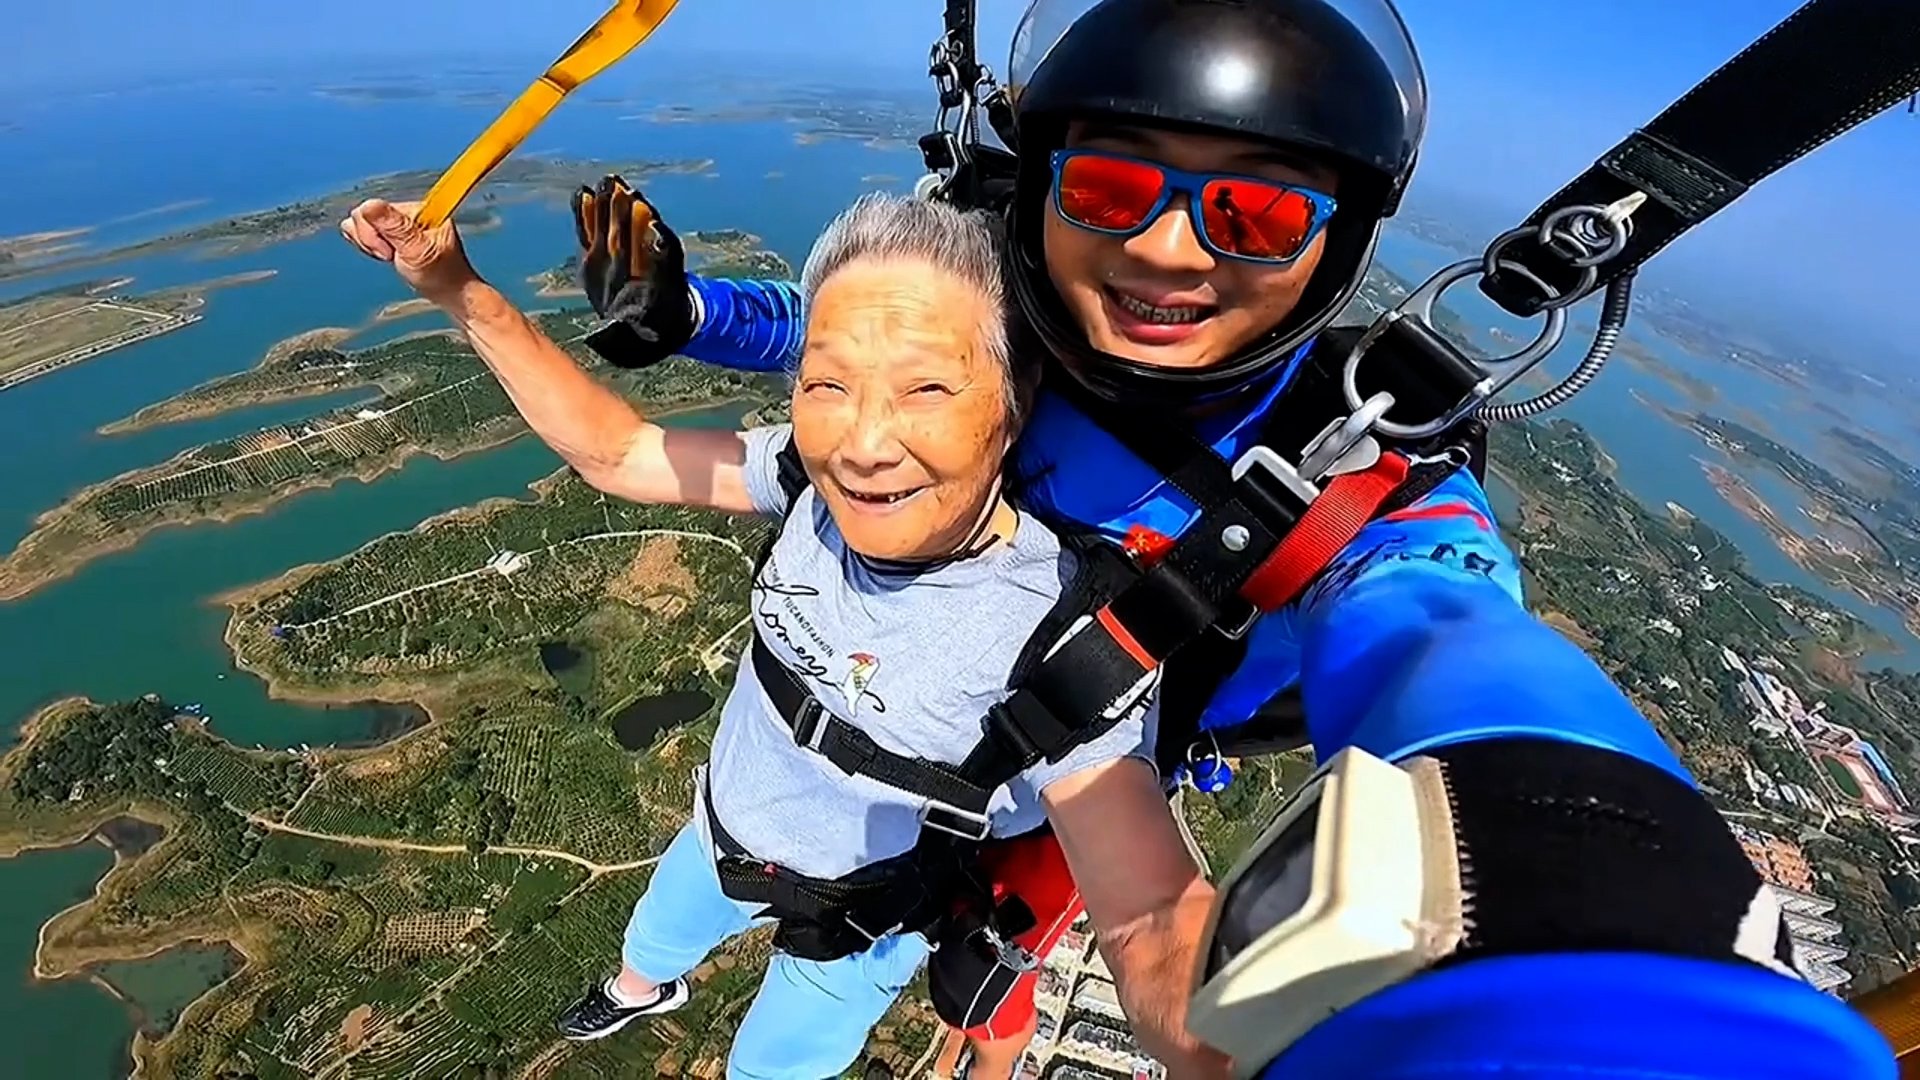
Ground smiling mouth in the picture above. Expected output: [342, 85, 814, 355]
[1106, 286, 1217, 325]
[840, 485, 926, 508]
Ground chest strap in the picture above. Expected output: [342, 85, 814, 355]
[978, 447, 1432, 767]
[745, 440, 1449, 846]
[750, 633, 999, 840]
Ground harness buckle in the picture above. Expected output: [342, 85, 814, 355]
[923, 802, 994, 842]
[1213, 598, 1260, 641]
[791, 699, 827, 752]
[1297, 393, 1394, 483]
[1230, 445, 1320, 507]
[980, 923, 1040, 973]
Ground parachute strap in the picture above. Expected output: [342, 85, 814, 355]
[750, 634, 995, 827]
[1483, 0, 1920, 316]
[938, 0, 982, 99]
[1240, 452, 1412, 611]
[705, 786, 956, 960]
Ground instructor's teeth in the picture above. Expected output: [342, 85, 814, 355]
[1114, 293, 1207, 324]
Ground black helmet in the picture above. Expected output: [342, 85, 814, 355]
[997, 0, 1427, 410]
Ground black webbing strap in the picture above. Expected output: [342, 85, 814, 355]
[1483, 0, 1920, 316]
[940, 0, 982, 101]
[706, 790, 874, 916]
[704, 788, 946, 958]
[960, 485, 1296, 787]
[749, 634, 993, 817]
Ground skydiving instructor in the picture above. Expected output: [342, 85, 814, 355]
[576, 0, 1900, 1076]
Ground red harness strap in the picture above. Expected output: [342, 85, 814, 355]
[1239, 452, 1412, 611]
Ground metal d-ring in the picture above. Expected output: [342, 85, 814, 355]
[1481, 226, 1598, 310]
[1344, 257, 1568, 440]
[1297, 391, 1394, 482]
[1538, 204, 1630, 269]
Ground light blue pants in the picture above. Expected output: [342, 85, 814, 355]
[622, 820, 931, 1080]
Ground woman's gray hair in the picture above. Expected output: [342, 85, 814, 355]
[799, 192, 1032, 424]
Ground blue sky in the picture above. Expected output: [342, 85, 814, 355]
[6, 0, 1916, 360]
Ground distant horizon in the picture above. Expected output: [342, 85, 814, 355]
[3, 23, 1913, 381]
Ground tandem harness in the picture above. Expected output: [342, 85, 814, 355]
[705, 332, 1483, 966]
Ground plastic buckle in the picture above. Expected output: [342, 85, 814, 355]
[791, 700, 827, 752]
[923, 802, 994, 842]
[1230, 445, 1321, 507]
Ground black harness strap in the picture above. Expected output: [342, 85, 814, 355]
[1483, 0, 1920, 315]
[750, 635, 994, 824]
[705, 788, 951, 960]
[939, 0, 981, 99]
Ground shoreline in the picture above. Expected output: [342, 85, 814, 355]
[0, 308, 203, 395]
[99, 325, 362, 435]
[1701, 460, 1920, 643]
[0, 156, 716, 287]
[0, 703, 256, 1080]
[371, 297, 440, 324]
[0, 422, 534, 603]
[206, 392, 757, 724]
[0, 269, 281, 395]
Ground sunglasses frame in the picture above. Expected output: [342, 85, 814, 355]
[1049, 148, 1339, 266]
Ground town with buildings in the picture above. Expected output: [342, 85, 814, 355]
[1718, 645, 1920, 994]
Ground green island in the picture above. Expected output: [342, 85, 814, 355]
[0, 157, 713, 285]
[0, 305, 778, 602]
[1489, 418, 1920, 985]
[0, 458, 958, 1077]
[8, 406, 1919, 1075]
[1634, 296, 1895, 404]
[1615, 335, 1721, 407]
[0, 227, 91, 268]
[0, 271, 278, 393]
[639, 93, 924, 152]
[1679, 412, 1920, 641]
[526, 228, 795, 299]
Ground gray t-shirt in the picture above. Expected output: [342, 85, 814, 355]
[701, 424, 1157, 880]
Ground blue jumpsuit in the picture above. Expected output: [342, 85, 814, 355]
[673, 274, 1895, 1078]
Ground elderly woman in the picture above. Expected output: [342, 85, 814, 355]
[341, 192, 1224, 1079]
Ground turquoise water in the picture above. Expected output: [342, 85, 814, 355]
[0, 109, 921, 751]
[96, 943, 239, 1036]
[1377, 229, 1919, 669]
[0, 85, 922, 1076]
[0, 842, 134, 1080]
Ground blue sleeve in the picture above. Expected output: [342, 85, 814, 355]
[1268, 474, 1896, 1079]
[1295, 470, 1688, 779]
[1263, 952, 1893, 1080]
[683, 274, 806, 373]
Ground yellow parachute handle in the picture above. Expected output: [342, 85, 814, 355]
[415, 0, 683, 229]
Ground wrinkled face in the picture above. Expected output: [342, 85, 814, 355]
[792, 257, 1014, 562]
[1043, 121, 1340, 370]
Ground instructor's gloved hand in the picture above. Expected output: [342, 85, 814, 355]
[571, 174, 694, 369]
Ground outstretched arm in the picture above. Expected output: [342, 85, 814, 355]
[1045, 758, 1233, 1079]
[342, 199, 761, 513]
[682, 275, 807, 373]
[1297, 469, 1683, 771]
[1261, 471, 1893, 1079]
